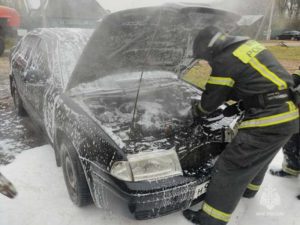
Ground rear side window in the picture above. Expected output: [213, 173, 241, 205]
[22, 36, 40, 64]
[27, 40, 51, 84]
[12, 35, 40, 76]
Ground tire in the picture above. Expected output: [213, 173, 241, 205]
[61, 140, 92, 207]
[11, 79, 27, 116]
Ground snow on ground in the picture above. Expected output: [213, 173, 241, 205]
[0, 81, 45, 165]
[0, 145, 299, 225]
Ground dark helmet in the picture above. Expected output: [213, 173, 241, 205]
[193, 26, 249, 61]
[193, 26, 223, 61]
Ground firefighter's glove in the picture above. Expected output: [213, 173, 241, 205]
[190, 99, 208, 125]
[223, 101, 244, 117]
[191, 98, 206, 118]
[207, 108, 223, 119]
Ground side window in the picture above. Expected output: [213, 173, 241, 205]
[23, 36, 40, 67]
[13, 36, 40, 76]
[25, 40, 50, 84]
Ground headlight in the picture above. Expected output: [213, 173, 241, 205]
[110, 149, 182, 182]
[110, 161, 132, 182]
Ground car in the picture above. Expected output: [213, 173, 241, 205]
[276, 30, 300, 40]
[10, 4, 243, 220]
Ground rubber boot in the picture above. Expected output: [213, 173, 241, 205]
[183, 209, 204, 225]
[183, 209, 226, 225]
[269, 169, 295, 177]
[243, 189, 257, 199]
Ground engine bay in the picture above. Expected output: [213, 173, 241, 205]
[73, 77, 241, 176]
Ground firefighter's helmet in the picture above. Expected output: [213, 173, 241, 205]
[193, 26, 249, 61]
[193, 26, 222, 60]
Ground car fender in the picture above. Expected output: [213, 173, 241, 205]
[53, 96, 128, 206]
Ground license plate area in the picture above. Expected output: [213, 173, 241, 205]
[193, 181, 209, 199]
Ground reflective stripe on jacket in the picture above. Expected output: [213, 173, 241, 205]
[200, 40, 299, 129]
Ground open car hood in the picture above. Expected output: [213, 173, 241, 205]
[67, 3, 241, 90]
[66, 4, 242, 170]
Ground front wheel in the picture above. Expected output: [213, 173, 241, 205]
[61, 141, 92, 207]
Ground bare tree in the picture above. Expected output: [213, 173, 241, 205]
[276, 0, 300, 18]
[276, 0, 288, 14]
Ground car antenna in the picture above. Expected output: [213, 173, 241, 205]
[129, 10, 162, 140]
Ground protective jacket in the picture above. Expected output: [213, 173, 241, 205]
[199, 36, 299, 130]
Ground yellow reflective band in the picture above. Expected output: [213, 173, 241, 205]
[239, 109, 299, 129]
[233, 40, 287, 90]
[202, 202, 231, 222]
[247, 183, 260, 191]
[282, 165, 300, 176]
[207, 76, 235, 87]
[233, 40, 266, 64]
[287, 101, 297, 111]
[249, 58, 287, 90]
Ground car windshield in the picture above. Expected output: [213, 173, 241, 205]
[51, 29, 93, 87]
[67, 6, 240, 91]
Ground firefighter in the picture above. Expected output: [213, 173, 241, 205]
[183, 26, 299, 225]
[269, 68, 300, 189]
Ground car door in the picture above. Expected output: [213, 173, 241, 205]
[43, 53, 62, 144]
[23, 38, 51, 127]
[11, 36, 40, 109]
[43, 36, 69, 144]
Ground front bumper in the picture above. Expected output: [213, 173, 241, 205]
[126, 177, 207, 220]
[91, 168, 209, 219]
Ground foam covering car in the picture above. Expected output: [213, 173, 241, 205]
[10, 3, 244, 219]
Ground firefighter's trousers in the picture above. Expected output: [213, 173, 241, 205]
[200, 122, 297, 225]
